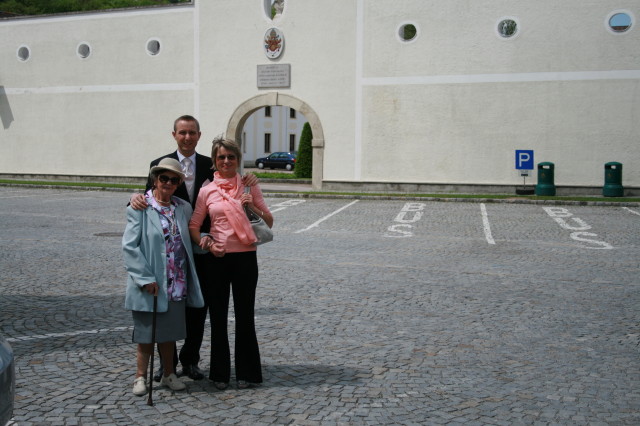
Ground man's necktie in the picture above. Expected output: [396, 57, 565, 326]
[182, 157, 195, 201]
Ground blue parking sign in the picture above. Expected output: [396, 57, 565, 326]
[515, 150, 534, 170]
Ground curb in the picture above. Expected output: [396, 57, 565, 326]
[3, 183, 639, 207]
[261, 191, 640, 206]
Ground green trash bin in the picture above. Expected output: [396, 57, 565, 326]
[603, 162, 623, 197]
[535, 162, 556, 196]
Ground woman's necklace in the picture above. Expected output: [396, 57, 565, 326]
[153, 193, 171, 206]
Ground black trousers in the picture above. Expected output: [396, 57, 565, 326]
[178, 253, 215, 367]
[207, 251, 262, 383]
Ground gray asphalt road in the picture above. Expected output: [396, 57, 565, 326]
[1, 187, 639, 425]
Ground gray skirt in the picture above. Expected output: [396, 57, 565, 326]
[131, 299, 186, 344]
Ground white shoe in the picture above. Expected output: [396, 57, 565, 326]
[133, 377, 147, 396]
[161, 373, 186, 391]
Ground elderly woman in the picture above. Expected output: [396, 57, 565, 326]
[189, 138, 273, 390]
[123, 158, 204, 396]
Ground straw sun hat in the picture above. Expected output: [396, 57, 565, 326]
[149, 157, 186, 180]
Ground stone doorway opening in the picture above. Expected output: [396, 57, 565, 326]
[225, 92, 324, 190]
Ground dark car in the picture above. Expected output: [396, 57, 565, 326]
[0, 334, 15, 426]
[255, 151, 297, 171]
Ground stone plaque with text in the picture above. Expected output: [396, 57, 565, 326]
[257, 64, 291, 88]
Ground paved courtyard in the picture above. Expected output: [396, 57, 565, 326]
[1, 187, 639, 425]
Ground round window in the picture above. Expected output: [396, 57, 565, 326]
[608, 12, 633, 33]
[77, 43, 91, 59]
[267, 0, 284, 20]
[146, 39, 161, 56]
[17, 45, 30, 61]
[397, 22, 419, 43]
[498, 19, 518, 38]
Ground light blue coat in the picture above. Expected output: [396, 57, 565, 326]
[122, 197, 204, 313]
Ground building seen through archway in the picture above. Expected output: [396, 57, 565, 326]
[241, 106, 307, 169]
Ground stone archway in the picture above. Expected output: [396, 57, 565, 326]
[225, 92, 324, 190]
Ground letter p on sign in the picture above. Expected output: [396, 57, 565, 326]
[515, 150, 534, 170]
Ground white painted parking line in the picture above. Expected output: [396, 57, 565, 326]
[623, 207, 640, 216]
[6, 326, 134, 342]
[5, 318, 233, 343]
[480, 203, 495, 245]
[295, 200, 360, 233]
[42, 197, 95, 203]
[269, 199, 306, 214]
[0, 194, 39, 199]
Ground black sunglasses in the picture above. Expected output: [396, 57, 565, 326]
[158, 175, 181, 185]
[217, 154, 237, 161]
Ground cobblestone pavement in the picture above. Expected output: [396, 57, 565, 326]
[1, 187, 639, 425]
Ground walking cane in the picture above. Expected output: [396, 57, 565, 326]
[147, 294, 158, 406]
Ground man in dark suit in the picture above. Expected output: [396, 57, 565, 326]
[131, 115, 257, 381]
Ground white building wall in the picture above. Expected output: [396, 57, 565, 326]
[0, 7, 196, 177]
[0, 1, 638, 192]
[357, 0, 640, 187]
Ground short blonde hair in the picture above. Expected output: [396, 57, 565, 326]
[211, 137, 242, 164]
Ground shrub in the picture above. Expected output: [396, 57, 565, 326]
[295, 122, 312, 178]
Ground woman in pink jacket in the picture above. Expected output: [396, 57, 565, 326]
[189, 138, 273, 390]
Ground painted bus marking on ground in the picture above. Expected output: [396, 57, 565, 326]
[542, 207, 613, 250]
[295, 200, 360, 233]
[385, 202, 425, 237]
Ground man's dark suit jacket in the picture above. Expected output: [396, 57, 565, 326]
[147, 151, 214, 232]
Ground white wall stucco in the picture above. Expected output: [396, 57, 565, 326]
[0, 1, 638, 193]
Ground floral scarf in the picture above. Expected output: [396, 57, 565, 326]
[145, 190, 187, 301]
[213, 172, 257, 245]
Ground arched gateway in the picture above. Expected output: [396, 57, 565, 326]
[225, 92, 324, 190]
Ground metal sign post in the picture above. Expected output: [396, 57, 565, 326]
[515, 150, 534, 195]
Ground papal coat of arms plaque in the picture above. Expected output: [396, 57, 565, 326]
[264, 27, 284, 59]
